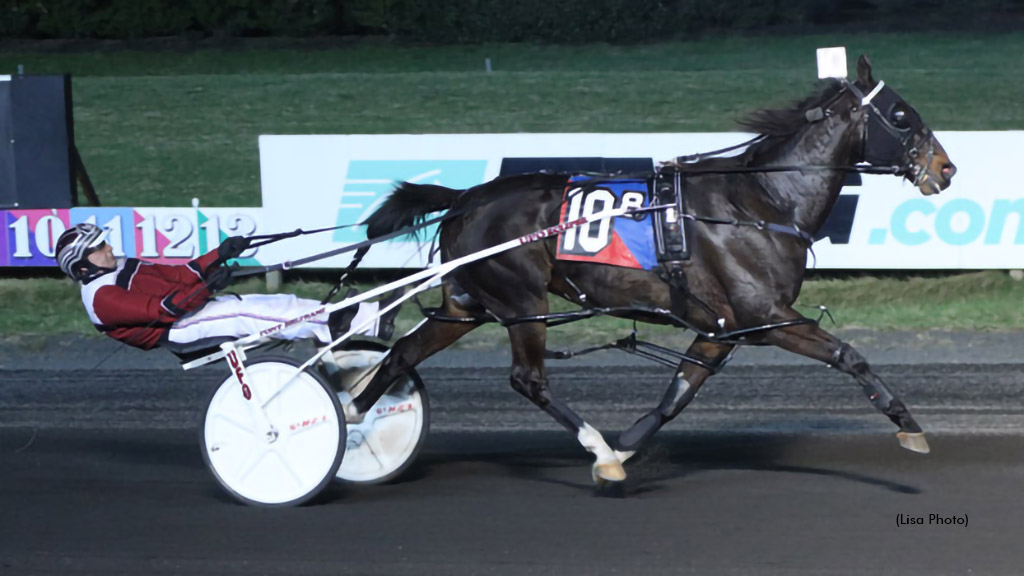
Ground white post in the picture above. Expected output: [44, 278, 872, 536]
[266, 270, 282, 292]
[816, 47, 848, 79]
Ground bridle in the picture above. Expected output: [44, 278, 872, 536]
[665, 77, 935, 185]
[840, 79, 938, 189]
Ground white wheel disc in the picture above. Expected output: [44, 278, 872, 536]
[337, 379, 426, 482]
[202, 359, 344, 506]
[328, 348, 429, 484]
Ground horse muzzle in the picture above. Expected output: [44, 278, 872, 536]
[909, 138, 956, 196]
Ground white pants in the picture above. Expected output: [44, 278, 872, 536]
[167, 294, 380, 346]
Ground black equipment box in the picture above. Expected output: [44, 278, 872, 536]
[0, 74, 77, 209]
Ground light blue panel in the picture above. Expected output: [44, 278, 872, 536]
[334, 160, 488, 243]
[71, 207, 136, 258]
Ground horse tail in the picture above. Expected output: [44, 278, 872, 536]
[363, 182, 464, 240]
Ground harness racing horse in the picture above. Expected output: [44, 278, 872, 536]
[353, 55, 957, 485]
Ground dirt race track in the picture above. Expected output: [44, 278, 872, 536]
[1, 331, 1023, 575]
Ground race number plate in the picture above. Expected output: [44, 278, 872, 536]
[556, 176, 658, 270]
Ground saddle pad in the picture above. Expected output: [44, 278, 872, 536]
[556, 175, 658, 270]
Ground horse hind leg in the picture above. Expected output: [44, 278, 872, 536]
[615, 337, 735, 455]
[763, 316, 929, 453]
[506, 321, 626, 484]
[350, 309, 478, 417]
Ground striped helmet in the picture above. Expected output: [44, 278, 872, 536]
[55, 223, 110, 282]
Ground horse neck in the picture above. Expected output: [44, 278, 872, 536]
[754, 115, 863, 234]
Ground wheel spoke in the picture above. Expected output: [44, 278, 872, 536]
[362, 429, 392, 470]
[233, 447, 269, 485]
[211, 413, 257, 438]
[277, 450, 306, 491]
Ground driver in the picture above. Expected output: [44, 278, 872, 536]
[54, 222, 402, 351]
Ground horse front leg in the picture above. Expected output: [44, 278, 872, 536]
[506, 321, 626, 485]
[615, 337, 735, 456]
[763, 315, 929, 453]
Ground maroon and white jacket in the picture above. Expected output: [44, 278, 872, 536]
[80, 250, 221, 350]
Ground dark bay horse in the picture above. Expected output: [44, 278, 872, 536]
[352, 55, 956, 484]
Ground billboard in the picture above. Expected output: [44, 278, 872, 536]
[257, 131, 1024, 270]
[2, 207, 264, 268]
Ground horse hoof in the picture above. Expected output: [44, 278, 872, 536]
[591, 460, 627, 485]
[614, 449, 636, 464]
[897, 432, 930, 454]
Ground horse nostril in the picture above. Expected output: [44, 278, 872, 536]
[941, 163, 956, 179]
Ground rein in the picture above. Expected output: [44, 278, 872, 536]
[687, 214, 815, 246]
[232, 208, 466, 279]
[244, 221, 363, 249]
[665, 164, 904, 176]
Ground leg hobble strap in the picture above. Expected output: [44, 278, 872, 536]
[832, 343, 921, 433]
[617, 373, 699, 451]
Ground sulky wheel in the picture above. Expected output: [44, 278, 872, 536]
[200, 356, 346, 506]
[320, 342, 430, 485]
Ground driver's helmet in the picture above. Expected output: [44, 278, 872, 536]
[55, 222, 111, 282]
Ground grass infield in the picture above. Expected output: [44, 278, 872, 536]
[0, 33, 1022, 338]
[2, 33, 1020, 207]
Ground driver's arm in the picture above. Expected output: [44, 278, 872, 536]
[91, 283, 211, 326]
[148, 250, 223, 286]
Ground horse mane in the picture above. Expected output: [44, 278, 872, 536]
[659, 78, 848, 170]
[738, 78, 845, 141]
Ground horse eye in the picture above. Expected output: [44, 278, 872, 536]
[890, 107, 910, 128]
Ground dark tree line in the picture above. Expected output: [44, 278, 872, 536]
[2, 0, 1021, 42]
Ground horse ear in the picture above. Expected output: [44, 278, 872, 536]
[856, 54, 876, 88]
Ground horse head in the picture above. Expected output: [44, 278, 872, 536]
[852, 54, 956, 195]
